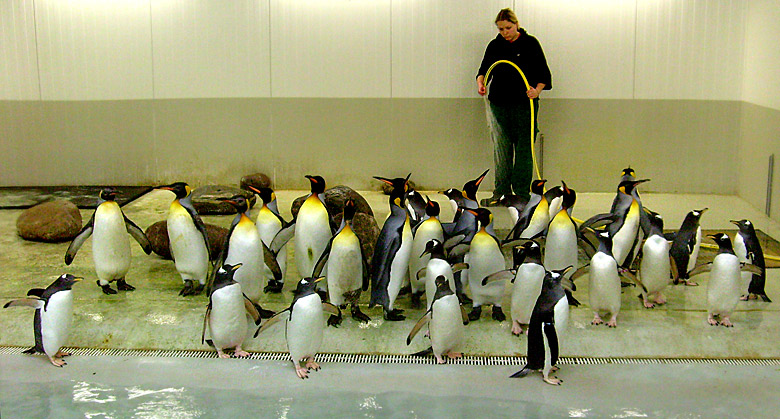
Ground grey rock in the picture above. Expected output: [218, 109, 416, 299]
[191, 185, 257, 215]
[16, 200, 82, 243]
[240, 173, 272, 192]
[145, 220, 229, 261]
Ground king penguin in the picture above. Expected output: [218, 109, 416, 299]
[731, 219, 770, 302]
[542, 181, 582, 306]
[409, 198, 445, 308]
[156, 182, 212, 296]
[505, 179, 550, 242]
[214, 195, 275, 318]
[247, 186, 292, 294]
[638, 210, 672, 308]
[65, 188, 152, 294]
[4, 274, 82, 367]
[606, 179, 650, 269]
[295, 175, 334, 294]
[202, 263, 262, 358]
[669, 208, 708, 286]
[406, 275, 470, 364]
[370, 174, 413, 321]
[466, 208, 506, 322]
[510, 266, 572, 385]
[312, 199, 371, 324]
[254, 277, 340, 379]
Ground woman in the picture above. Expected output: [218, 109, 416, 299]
[477, 8, 552, 204]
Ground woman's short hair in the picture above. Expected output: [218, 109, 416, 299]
[495, 8, 519, 26]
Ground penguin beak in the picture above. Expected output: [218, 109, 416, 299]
[246, 185, 262, 195]
[155, 185, 174, 192]
[373, 176, 394, 186]
[474, 169, 489, 187]
[465, 209, 478, 216]
[73, 277, 83, 282]
[231, 264, 242, 271]
[706, 234, 718, 240]
[729, 220, 740, 227]
[313, 277, 325, 283]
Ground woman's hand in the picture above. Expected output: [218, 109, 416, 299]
[526, 87, 539, 99]
[477, 75, 487, 96]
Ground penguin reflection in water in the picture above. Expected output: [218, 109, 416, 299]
[254, 277, 341, 379]
[65, 188, 152, 294]
[406, 275, 470, 364]
[3, 274, 82, 367]
[202, 264, 262, 358]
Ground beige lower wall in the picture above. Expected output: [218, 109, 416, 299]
[1, 98, 745, 194]
[738, 103, 780, 223]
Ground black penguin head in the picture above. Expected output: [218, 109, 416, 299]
[707, 233, 734, 253]
[305, 175, 326, 194]
[421, 238, 443, 258]
[440, 188, 462, 201]
[50, 274, 83, 291]
[99, 188, 117, 202]
[647, 209, 664, 234]
[247, 186, 275, 206]
[467, 208, 492, 229]
[685, 208, 708, 224]
[156, 182, 191, 199]
[512, 240, 541, 266]
[343, 198, 356, 221]
[433, 275, 455, 300]
[212, 263, 242, 289]
[218, 194, 249, 214]
[596, 231, 614, 255]
[530, 179, 547, 196]
[462, 169, 489, 201]
[730, 219, 755, 235]
[560, 181, 576, 210]
[549, 266, 573, 284]
[621, 167, 636, 181]
[618, 179, 649, 195]
[375, 174, 410, 196]
[424, 197, 440, 217]
[293, 277, 323, 298]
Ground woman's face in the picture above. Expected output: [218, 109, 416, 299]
[496, 20, 519, 42]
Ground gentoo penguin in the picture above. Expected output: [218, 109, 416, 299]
[482, 240, 545, 336]
[606, 179, 650, 268]
[312, 199, 370, 324]
[576, 232, 624, 327]
[689, 233, 762, 327]
[638, 210, 672, 308]
[466, 208, 506, 322]
[370, 175, 413, 321]
[3, 274, 82, 367]
[496, 193, 529, 226]
[65, 188, 152, 294]
[214, 195, 274, 318]
[406, 275, 470, 364]
[254, 277, 340, 379]
[247, 186, 292, 294]
[418, 239, 468, 311]
[441, 169, 489, 242]
[440, 188, 466, 216]
[541, 181, 582, 306]
[669, 208, 708, 286]
[156, 182, 212, 296]
[505, 179, 550, 242]
[544, 185, 565, 221]
[409, 198, 445, 308]
[295, 175, 334, 293]
[731, 219, 770, 302]
[406, 189, 428, 229]
[510, 266, 573, 385]
[202, 263, 262, 358]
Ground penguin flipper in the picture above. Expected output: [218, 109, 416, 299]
[451, 263, 469, 274]
[183, 204, 212, 261]
[26, 288, 45, 298]
[416, 268, 427, 282]
[312, 238, 334, 278]
[124, 215, 152, 254]
[260, 241, 284, 283]
[669, 256, 680, 282]
[3, 298, 44, 309]
[543, 322, 559, 367]
[447, 243, 470, 258]
[64, 215, 94, 265]
[481, 270, 515, 286]
[687, 262, 712, 278]
[578, 213, 615, 232]
[510, 366, 532, 378]
[442, 234, 466, 252]
[361, 246, 370, 292]
[740, 263, 764, 276]
[201, 303, 211, 345]
[618, 269, 647, 294]
[254, 309, 289, 338]
[321, 302, 341, 317]
[569, 265, 590, 283]
[406, 311, 431, 345]
[369, 232, 402, 309]
[243, 297, 262, 325]
[270, 222, 296, 255]
[460, 305, 470, 325]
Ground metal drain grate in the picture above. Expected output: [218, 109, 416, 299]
[2, 346, 779, 366]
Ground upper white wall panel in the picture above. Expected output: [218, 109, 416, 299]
[35, 0, 153, 100]
[0, 0, 40, 100]
[515, 0, 636, 100]
[742, 0, 780, 111]
[634, 0, 745, 100]
[269, 0, 392, 98]
[391, 0, 511, 98]
[151, 0, 271, 99]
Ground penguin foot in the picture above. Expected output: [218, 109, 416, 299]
[550, 365, 560, 373]
[435, 355, 447, 364]
[264, 280, 283, 294]
[99, 281, 117, 295]
[116, 279, 135, 291]
[708, 315, 719, 326]
[511, 321, 523, 336]
[55, 350, 71, 358]
[683, 279, 699, 287]
[49, 357, 67, 367]
[179, 280, 195, 296]
[217, 350, 231, 359]
[606, 318, 618, 328]
[295, 364, 309, 379]
[351, 306, 371, 323]
[468, 306, 482, 321]
[491, 306, 506, 322]
[591, 315, 603, 326]
[720, 317, 733, 327]
[642, 298, 656, 309]
[457, 293, 472, 305]
[384, 309, 405, 321]
[446, 352, 463, 360]
[543, 376, 563, 386]
[653, 294, 667, 305]
[410, 292, 423, 309]
[233, 348, 251, 358]
[327, 314, 343, 327]
[305, 358, 320, 371]
[398, 285, 412, 296]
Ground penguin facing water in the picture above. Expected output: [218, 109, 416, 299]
[409, 198, 445, 308]
[254, 277, 340, 379]
[731, 219, 770, 302]
[4, 274, 82, 367]
[65, 188, 152, 294]
[156, 182, 212, 296]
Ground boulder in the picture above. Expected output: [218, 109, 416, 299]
[16, 200, 82, 243]
[240, 173, 272, 192]
[191, 185, 256, 215]
[144, 220, 229, 261]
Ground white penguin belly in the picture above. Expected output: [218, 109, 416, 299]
[224, 224, 264, 303]
[687, 227, 702, 272]
[286, 295, 324, 362]
[544, 215, 578, 273]
[295, 199, 331, 279]
[707, 254, 741, 315]
[511, 264, 545, 325]
[92, 204, 131, 281]
[168, 209, 209, 281]
[327, 232, 363, 306]
[639, 235, 671, 294]
[589, 253, 621, 314]
[430, 294, 464, 358]
[467, 233, 505, 306]
[611, 209, 639, 266]
[553, 296, 570, 337]
[387, 222, 413, 310]
[733, 233, 752, 293]
[209, 284, 248, 350]
[424, 259, 456, 311]
[409, 220, 444, 293]
[520, 203, 549, 239]
[257, 210, 286, 281]
[41, 291, 73, 358]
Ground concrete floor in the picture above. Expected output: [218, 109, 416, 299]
[1, 189, 778, 358]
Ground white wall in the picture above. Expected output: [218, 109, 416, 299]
[742, 0, 780, 111]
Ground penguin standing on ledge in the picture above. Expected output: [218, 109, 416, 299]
[156, 182, 211, 296]
[731, 219, 770, 302]
[669, 208, 708, 286]
[505, 179, 550, 242]
[247, 186, 291, 294]
[466, 208, 506, 322]
[409, 198, 445, 308]
[295, 175, 334, 295]
[638, 210, 672, 308]
[65, 188, 151, 294]
[3, 274, 82, 367]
